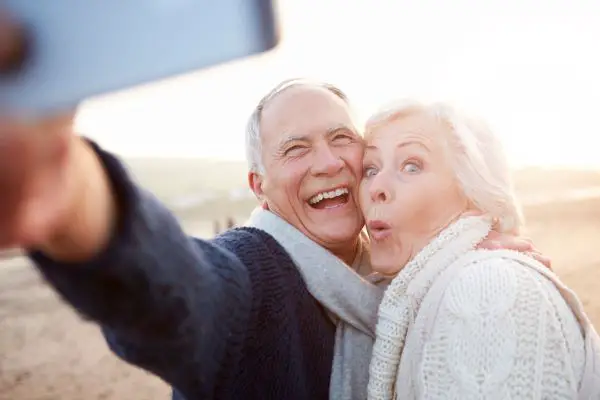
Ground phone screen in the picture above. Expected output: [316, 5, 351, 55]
[0, 0, 279, 116]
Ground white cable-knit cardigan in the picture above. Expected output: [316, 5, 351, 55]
[368, 216, 600, 399]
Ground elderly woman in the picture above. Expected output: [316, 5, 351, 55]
[359, 101, 600, 399]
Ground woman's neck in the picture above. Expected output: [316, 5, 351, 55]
[398, 210, 479, 272]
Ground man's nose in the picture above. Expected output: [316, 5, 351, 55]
[369, 172, 392, 204]
[311, 145, 344, 176]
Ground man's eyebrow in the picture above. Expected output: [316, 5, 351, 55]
[327, 124, 358, 137]
[277, 135, 309, 149]
[277, 124, 357, 148]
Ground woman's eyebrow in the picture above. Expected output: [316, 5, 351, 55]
[395, 140, 430, 152]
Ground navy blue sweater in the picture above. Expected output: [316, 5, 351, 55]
[29, 142, 335, 400]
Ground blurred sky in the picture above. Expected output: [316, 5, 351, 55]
[76, 0, 600, 169]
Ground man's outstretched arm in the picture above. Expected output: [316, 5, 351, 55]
[18, 129, 252, 398]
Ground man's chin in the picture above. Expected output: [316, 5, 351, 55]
[305, 221, 363, 245]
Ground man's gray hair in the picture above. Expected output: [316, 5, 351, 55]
[245, 78, 350, 174]
[366, 100, 524, 234]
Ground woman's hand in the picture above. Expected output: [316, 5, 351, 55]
[478, 231, 552, 269]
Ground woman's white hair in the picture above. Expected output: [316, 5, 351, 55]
[245, 78, 350, 174]
[366, 100, 524, 234]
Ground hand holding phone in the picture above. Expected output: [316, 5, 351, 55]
[0, 2, 279, 250]
[0, 112, 77, 248]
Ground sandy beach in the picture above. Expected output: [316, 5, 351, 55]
[1, 192, 600, 399]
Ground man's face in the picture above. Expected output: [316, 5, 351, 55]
[250, 86, 365, 250]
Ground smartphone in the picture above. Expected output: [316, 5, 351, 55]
[0, 1, 279, 116]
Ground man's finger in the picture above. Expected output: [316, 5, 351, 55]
[521, 236, 534, 244]
[510, 239, 534, 252]
[478, 240, 501, 250]
[0, 10, 29, 74]
[528, 251, 553, 270]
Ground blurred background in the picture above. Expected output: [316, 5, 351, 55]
[2, 1, 600, 399]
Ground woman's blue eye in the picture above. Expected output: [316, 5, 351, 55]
[363, 166, 378, 178]
[402, 162, 421, 173]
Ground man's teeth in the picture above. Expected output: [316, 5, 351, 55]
[308, 188, 349, 204]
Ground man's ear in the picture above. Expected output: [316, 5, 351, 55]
[248, 171, 268, 208]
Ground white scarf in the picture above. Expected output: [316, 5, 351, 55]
[368, 216, 600, 399]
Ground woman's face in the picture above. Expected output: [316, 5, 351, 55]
[359, 111, 473, 275]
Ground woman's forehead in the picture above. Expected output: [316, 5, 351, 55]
[365, 113, 446, 147]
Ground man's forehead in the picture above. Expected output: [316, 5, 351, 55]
[260, 86, 354, 144]
[263, 85, 348, 116]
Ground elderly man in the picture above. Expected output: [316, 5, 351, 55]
[0, 79, 544, 400]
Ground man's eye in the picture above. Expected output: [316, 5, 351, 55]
[284, 146, 305, 156]
[402, 162, 421, 173]
[333, 134, 353, 144]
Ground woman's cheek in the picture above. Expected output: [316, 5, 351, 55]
[358, 180, 370, 213]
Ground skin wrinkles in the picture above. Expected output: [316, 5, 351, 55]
[248, 86, 365, 264]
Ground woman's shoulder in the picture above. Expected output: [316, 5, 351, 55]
[415, 251, 586, 398]
[439, 253, 531, 318]
[444, 250, 567, 313]
[437, 250, 584, 357]
[450, 249, 558, 286]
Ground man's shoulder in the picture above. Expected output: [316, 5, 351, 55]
[209, 227, 284, 254]
[212, 226, 279, 244]
[205, 227, 296, 271]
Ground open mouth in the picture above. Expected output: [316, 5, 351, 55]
[367, 220, 392, 241]
[308, 187, 350, 210]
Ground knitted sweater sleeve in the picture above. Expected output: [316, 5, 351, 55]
[27, 141, 252, 398]
[420, 258, 586, 399]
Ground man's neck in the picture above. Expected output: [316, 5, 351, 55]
[330, 237, 361, 266]
[264, 207, 363, 266]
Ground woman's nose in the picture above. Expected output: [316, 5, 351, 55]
[311, 145, 344, 176]
[369, 173, 392, 204]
